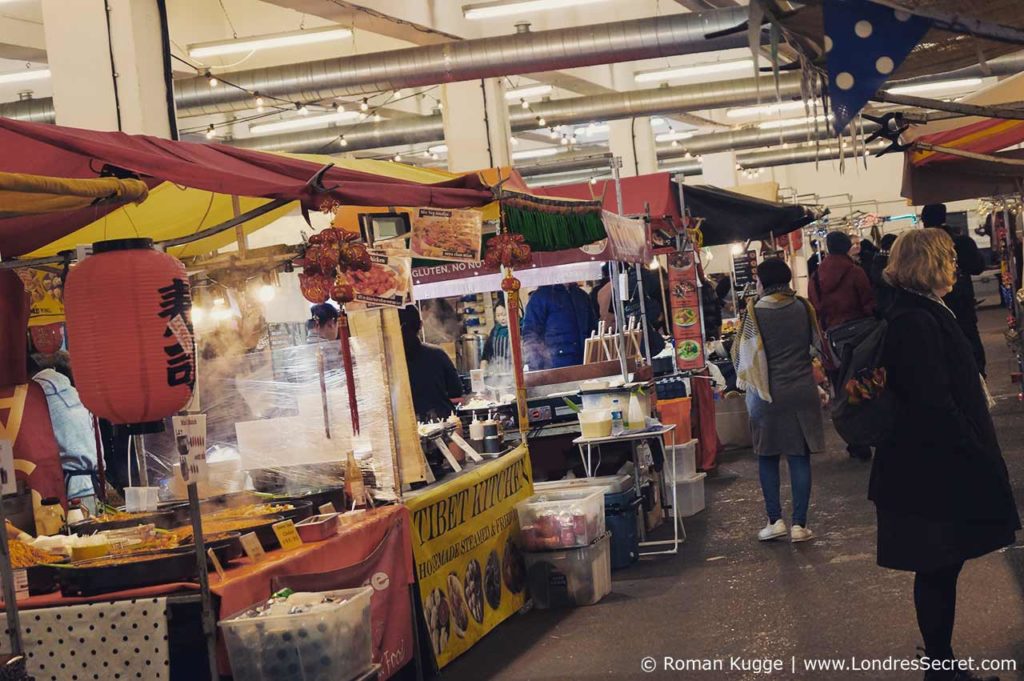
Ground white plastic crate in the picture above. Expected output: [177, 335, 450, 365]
[524, 533, 611, 608]
[672, 472, 707, 518]
[219, 586, 373, 681]
[665, 439, 698, 484]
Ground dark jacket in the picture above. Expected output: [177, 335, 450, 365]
[929, 225, 986, 372]
[522, 284, 597, 369]
[406, 341, 463, 420]
[868, 251, 895, 316]
[871, 290, 1019, 531]
[808, 254, 875, 331]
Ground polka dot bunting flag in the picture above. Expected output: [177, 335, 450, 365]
[824, 0, 930, 135]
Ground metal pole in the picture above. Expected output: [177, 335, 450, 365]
[132, 433, 149, 487]
[610, 157, 629, 381]
[185, 480, 219, 680]
[634, 262, 653, 364]
[0, 497, 23, 657]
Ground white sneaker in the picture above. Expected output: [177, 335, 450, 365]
[758, 519, 787, 541]
[790, 525, 815, 543]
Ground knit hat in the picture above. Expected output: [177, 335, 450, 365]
[825, 231, 852, 255]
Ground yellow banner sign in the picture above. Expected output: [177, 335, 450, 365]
[16, 269, 64, 327]
[405, 444, 533, 669]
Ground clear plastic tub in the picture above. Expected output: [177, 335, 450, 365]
[672, 472, 706, 518]
[664, 439, 699, 484]
[524, 533, 611, 608]
[576, 409, 612, 439]
[533, 473, 634, 496]
[517, 489, 605, 551]
[219, 586, 373, 681]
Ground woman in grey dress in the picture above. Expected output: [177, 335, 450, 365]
[733, 258, 826, 543]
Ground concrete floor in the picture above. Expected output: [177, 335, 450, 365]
[443, 307, 1024, 681]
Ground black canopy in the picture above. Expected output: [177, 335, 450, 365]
[678, 183, 822, 246]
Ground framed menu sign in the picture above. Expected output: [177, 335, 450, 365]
[667, 250, 705, 371]
[409, 208, 483, 262]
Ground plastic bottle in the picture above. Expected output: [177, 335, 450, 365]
[628, 393, 646, 430]
[610, 399, 624, 436]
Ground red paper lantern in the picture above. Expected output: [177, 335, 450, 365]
[64, 239, 195, 430]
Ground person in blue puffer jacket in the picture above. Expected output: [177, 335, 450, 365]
[522, 284, 597, 369]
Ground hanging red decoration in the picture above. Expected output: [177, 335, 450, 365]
[29, 323, 65, 355]
[484, 233, 532, 269]
[64, 239, 195, 430]
[299, 271, 333, 304]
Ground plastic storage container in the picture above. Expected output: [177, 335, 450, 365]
[517, 489, 605, 551]
[577, 409, 612, 439]
[524, 533, 611, 608]
[219, 586, 373, 681]
[665, 439, 698, 484]
[533, 473, 634, 496]
[672, 472, 707, 518]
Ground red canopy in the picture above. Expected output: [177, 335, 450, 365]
[536, 172, 681, 227]
[0, 117, 494, 257]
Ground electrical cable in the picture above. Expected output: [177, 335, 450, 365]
[103, 1, 123, 132]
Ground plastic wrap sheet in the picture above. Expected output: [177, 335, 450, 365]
[140, 318, 404, 501]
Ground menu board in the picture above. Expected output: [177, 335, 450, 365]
[349, 250, 413, 308]
[410, 208, 483, 262]
[667, 250, 705, 371]
[732, 250, 759, 300]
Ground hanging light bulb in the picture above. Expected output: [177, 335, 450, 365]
[254, 93, 265, 112]
[430, 152, 439, 160]
[393, 153, 402, 162]
[339, 135, 348, 147]
[548, 128, 558, 140]
[360, 98, 369, 112]
[648, 256, 660, 270]
[521, 98, 530, 110]
[536, 116, 545, 127]
[589, 177, 598, 185]
[436, 100, 444, 111]
[684, 151, 692, 159]
[373, 112, 382, 122]
[570, 133, 577, 144]
[560, 134, 569, 146]
[205, 124, 215, 139]
[299, 103, 309, 115]
[332, 101, 342, 112]
[671, 139, 680, 148]
[509, 136, 519, 146]
[206, 71, 218, 87]
[394, 88, 404, 98]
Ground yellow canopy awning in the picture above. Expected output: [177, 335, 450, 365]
[0, 172, 148, 218]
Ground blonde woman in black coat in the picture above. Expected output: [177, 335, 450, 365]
[874, 229, 1020, 681]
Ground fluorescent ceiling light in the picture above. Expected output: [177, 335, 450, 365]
[635, 59, 755, 85]
[505, 85, 552, 101]
[650, 117, 666, 127]
[726, 100, 818, 120]
[464, 0, 611, 20]
[249, 111, 361, 135]
[428, 144, 449, 155]
[884, 78, 983, 96]
[757, 114, 831, 130]
[189, 26, 353, 59]
[511, 147, 561, 160]
[655, 130, 695, 143]
[0, 68, 50, 86]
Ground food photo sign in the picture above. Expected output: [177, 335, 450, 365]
[409, 208, 482, 263]
[667, 249, 705, 371]
[349, 250, 413, 308]
[404, 444, 533, 669]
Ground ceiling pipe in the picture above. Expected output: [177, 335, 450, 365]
[232, 72, 806, 153]
[0, 98, 55, 124]
[173, 7, 750, 117]
[657, 119, 881, 160]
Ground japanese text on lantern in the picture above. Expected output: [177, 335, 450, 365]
[157, 279, 195, 389]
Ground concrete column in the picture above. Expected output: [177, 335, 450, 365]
[607, 117, 658, 178]
[441, 79, 511, 172]
[699, 151, 739, 188]
[41, 0, 173, 136]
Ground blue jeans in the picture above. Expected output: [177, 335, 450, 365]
[759, 455, 812, 527]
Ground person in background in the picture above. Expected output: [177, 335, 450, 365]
[807, 240, 823, 277]
[480, 302, 511, 373]
[922, 203, 987, 374]
[701, 272, 724, 340]
[308, 303, 339, 341]
[869, 233, 899, 316]
[808, 230, 876, 461]
[858, 239, 879, 272]
[733, 258, 826, 544]
[589, 263, 610, 323]
[398, 305, 463, 420]
[27, 356, 98, 512]
[522, 283, 597, 369]
[875, 229, 1018, 680]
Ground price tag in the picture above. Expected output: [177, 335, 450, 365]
[318, 502, 337, 515]
[449, 432, 483, 462]
[207, 548, 226, 581]
[272, 520, 304, 551]
[239, 532, 265, 563]
[171, 415, 208, 485]
[434, 438, 462, 472]
[13, 569, 27, 601]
